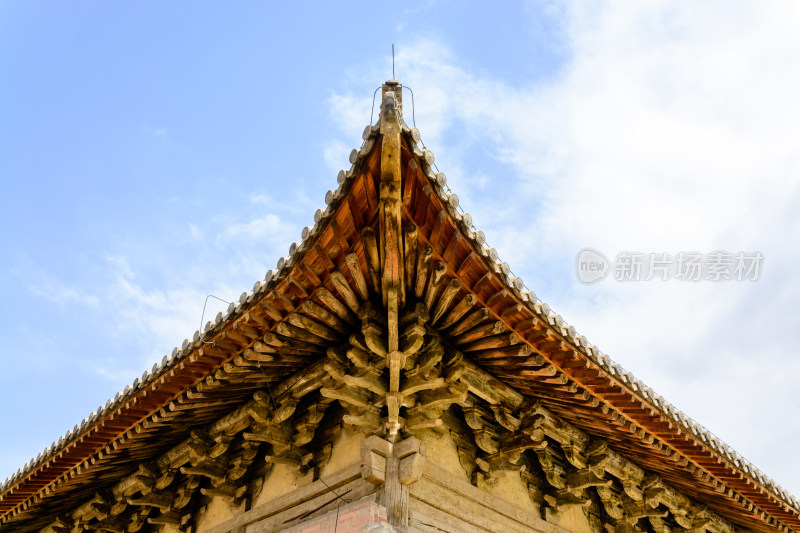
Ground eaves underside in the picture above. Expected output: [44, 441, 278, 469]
[1, 124, 797, 533]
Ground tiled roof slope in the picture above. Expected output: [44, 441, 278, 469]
[1, 81, 798, 533]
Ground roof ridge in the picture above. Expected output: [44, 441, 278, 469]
[3, 93, 798, 527]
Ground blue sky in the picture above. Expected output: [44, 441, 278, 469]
[2, 1, 800, 498]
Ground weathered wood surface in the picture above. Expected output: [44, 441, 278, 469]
[410, 463, 566, 533]
[204, 461, 366, 533]
[6, 79, 793, 533]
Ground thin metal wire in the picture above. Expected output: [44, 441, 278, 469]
[370, 83, 489, 290]
[201, 313, 360, 512]
[185, 85, 789, 515]
[334, 498, 344, 533]
[403, 85, 417, 129]
[382, 96, 553, 406]
[395, 88, 530, 286]
[368, 86, 381, 126]
[255, 362, 351, 509]
[199, 295, 231, 344]
[368, 79, 536, 371]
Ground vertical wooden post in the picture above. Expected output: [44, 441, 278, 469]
[379, 81, 405, 311]
[361, 435, 425, 531]
[379, 82, 406, 440]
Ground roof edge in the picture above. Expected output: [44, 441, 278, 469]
[3, 97, 797, 529]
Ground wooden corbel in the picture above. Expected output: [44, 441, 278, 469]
[360, 433, 425, 529]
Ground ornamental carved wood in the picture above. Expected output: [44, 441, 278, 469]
[13, 83, 782, 533]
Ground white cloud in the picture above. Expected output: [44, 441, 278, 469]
[323, 139, 352, 176]
[216, 213, 297, 248]
[249, 194, 272, 206]
[13, 257, 100, 308]
[12, 252, 234, 387]
[328, 2, 800, 495]
[142, 124, 168, 142]
[103, 256, 240, 365]
[94, 364, 143, 384]
[31, 282, 100, 308]
[187, 222, 203, 242]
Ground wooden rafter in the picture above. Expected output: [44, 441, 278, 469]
[2, 80, 797, 533]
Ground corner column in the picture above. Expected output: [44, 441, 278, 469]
[361, 434, 425, 531]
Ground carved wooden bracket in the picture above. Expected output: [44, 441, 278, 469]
[361, 434, 425, 530]
[360, 435, 425, 486]
[320, 294, 467, 441]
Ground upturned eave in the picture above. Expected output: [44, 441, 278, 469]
[1, 91, 797, 532]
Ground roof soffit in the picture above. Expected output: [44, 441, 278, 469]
[1, 82, 798, 532]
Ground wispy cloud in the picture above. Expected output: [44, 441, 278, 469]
[105, 256, 220, 353]
[187, 222, 203, 242]
[142, 124, 168, 142]
[216, 213, 297, 248]
[94, 364, 144, 384]
[13, 256, 100, 308]
[14, 252, 234, 378]
[328, 3, 800, 494]
[249, 194, 273, 206]
[323, 139, 352, 176]
[13, 202, 301, 381]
